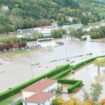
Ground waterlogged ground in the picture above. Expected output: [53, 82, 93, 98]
[0, 38, 105, 96]
[61, 63, 105, 100]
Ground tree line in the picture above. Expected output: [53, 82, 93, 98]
[0, 0, 105, 34]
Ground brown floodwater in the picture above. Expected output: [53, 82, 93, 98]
[0, 38, 105, 96]
[64, 63, 105, 100]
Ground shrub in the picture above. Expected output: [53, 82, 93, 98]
[14, 100, 22, 105]
[58, 79, 83, 93]
[58, 79, 78, 84]
[68, 80, 83, 93]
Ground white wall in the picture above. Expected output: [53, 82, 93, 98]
[44, 96, 55, 105]
[24, 103, 38, 105]
[22, 91, 35, 99]
[44, 82, 57, 93]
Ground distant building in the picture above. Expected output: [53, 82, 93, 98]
[34, 23, 58, 37]
[22, 79, 57, 105]
[37, 38, 57, 48]
[24, 92, 55, 105]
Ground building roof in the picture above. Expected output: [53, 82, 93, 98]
[23, 79, 56, 92]
[25, 92, 54, 104]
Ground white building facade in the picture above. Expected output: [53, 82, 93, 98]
[22, 79, 57, 105]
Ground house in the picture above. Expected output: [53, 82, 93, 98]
[34, 24, 58, 37]
[22, 79, 57, 99]
[24, 92, 55, 105]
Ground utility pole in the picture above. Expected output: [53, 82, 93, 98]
[29, 56, 34, 79]
[64, 35, 69, 63]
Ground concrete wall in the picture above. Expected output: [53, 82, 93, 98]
[22, 91, 35, 99]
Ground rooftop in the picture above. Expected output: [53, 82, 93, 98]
[25, 92, 54, 104]
[22, 79, 56, 92]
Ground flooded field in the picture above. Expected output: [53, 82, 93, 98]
[0, 38, 105, 94]
[64, 63, 105, 100]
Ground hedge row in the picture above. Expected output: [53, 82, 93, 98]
[53, 68, 71, 80]
[0, 64, 69, 101]
[58, 79, 78, 84]
[45, 64, 70, 78]
[53, 57, 97, 80]
[68, 80, 83, 93]
[58, 79, 83, 93]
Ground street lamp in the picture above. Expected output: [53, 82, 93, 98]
[28, 55, 34, 79]
[64, 35, 69, 63]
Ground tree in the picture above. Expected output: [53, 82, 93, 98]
[51, 29, 66, 38]
[94, 57, 105, 74]
[81, 16, 89, 26]
[56, 85, 63, 96]
[83, 90, 90, 101]
[9, 15, 24, 29]
[90, 83, 103, 102]
[68, 28, 84, 39]
[68, 28, 77, 39]
[5, 24, 15, 34]
[51, 97, 65, 105]
[32, 31, 43, 39]
[83, 99, 94, 105]
[65, 97, 81, 105]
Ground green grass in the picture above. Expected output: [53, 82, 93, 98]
[0, 98, 13, 105]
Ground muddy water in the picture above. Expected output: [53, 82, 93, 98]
[65, 63, 105, 100]
[0, 38, 105, 93]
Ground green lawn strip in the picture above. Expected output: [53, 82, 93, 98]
[0, 64, 69, 101]
[0, 97, 13, 105]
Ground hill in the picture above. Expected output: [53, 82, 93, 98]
[0, 0, 105, 34]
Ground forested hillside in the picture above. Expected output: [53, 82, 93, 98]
[0, 0, 105, 34]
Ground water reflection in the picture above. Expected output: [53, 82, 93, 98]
[66, 63, 105, 100]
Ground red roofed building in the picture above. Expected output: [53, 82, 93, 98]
[34, 23, 58, 37]
[22, 78, 57, 100]
[24, 92, 55, 105]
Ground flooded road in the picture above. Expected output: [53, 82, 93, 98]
[0, 38, 105, 94]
